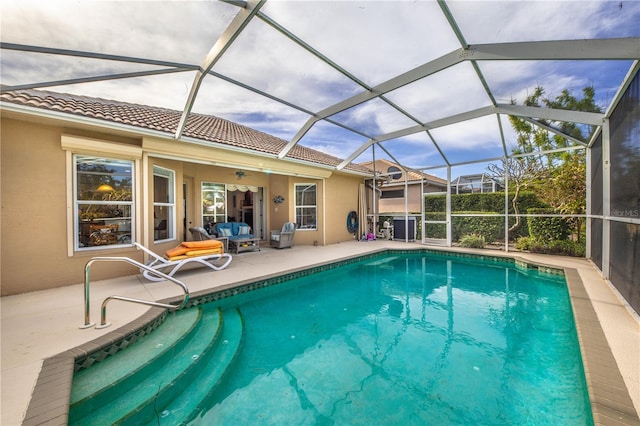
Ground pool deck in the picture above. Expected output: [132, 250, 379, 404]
[1, 240, 639, 425]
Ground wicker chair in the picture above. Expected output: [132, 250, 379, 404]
[189, 226, 212, 241]
[189, 226, 228, 252]
[270, 222, 297, 249]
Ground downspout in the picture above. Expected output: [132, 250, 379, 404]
[366, 183, 383, 198]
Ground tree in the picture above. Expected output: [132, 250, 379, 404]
[491, 86, 601, 238]
[487, 156, 546, 233]
[536, 153, 587, 241]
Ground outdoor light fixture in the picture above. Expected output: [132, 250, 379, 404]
[273, 195, 285, 204]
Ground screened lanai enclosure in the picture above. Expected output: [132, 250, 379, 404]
[1, 1, 639, 312]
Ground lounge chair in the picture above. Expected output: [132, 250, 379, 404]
[134, 240, 232, 282]
[270, 222, 297, 249]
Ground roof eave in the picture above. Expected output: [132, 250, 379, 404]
[1, 101, 373, 177]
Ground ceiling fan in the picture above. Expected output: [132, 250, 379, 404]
[234, 170, 249, 180]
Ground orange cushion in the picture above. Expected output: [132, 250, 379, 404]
[166, 255, 190, 261]
[181, 240, 223, 249]
[165, 246, 190, 258]
[185, 248, 223, 256]
[165, 240, 224, 259]
[166, 248, 223, 261]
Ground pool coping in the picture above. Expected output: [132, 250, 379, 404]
[22, 248, 639, 425]
[564, 268, 640, 425]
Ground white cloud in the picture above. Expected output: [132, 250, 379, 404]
[448, 1, 611, 43]
[1, 0, 636, 168]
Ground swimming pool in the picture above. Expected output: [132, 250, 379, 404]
[70, 251, 592, 425]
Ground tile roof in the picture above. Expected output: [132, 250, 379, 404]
[359, 159, 447, 186]
[0, 88, 373, 174]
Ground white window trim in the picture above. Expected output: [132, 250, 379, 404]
[295, 183, 318, 231]
[63, 136, 142, 256]
[71, 154, 136, 252]
[153, 165, 176, 243]
[202, 182, 227, 226]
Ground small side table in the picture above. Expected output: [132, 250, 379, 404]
[230, 238, 260, 254]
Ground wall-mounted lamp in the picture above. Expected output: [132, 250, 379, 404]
[273, 195, 285, 204]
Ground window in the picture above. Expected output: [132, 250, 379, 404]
[202, 182, 226, 226]
[381, 189, 404, 199]
[75, 155, 133, 249]
[387, 166, 403, 180]
[153, 166, 175, 241]
[295, 183, 317, 230]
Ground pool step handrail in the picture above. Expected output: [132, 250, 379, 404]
[81, 256, 190, 329]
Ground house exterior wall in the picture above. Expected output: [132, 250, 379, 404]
[267, 174, 291, 236]
[324, 173, 363, 244]
[378, 183, 441, 213]
[1, 118, 144, 295]
[288, 176, 324, 246]
[1, 115, 365, 295]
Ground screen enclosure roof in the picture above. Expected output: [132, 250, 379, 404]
[1, 0, 639, 177]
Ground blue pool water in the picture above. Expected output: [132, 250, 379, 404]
[71, 252, 593, 425]
[191, 253, 591, 425]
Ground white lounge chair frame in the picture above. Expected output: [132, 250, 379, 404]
[134, 242, 232, 282]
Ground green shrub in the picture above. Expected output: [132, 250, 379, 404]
[423, 212, 503, 242]
[424, 191, 548, 240]
[527, 208, 571, 241]
[423, 220, 447, 239]
[459, 234, 485, 248]
[425, 191, 546, 214]
[452, 213, 503, 243]
[524, 238, 585, 257]
[516, 236, 534, 250]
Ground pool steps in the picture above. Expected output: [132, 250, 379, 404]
[70, 307, 203, 415]
[68, 306, 244, 424]
[148, 307, 244, 425]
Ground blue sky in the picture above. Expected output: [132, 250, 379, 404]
[1, 0, 639, 179]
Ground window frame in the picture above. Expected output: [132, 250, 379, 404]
[295, 183, 317, 230]
[202, 182, 227, 227]
[381, 189, 405, 199]
[153, 166, 175, 242]
[73, 154, 134, 251]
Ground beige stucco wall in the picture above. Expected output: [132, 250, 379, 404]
[324, 173, 362, 244]
[1, 115, 366, 295]
[267, 174, 292, 236]
[379, 183, 422, 213]
[1, 118, 143, 296]
[265, 173, 364, 246]
[377, 182, 445, 214]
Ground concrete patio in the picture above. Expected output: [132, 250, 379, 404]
[2, 241, 638, 425]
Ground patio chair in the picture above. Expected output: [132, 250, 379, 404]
[270, 222, 297, 249]
[189, 226, 214, 241]
[189, 226, 229, 252]
[134, 240, 232, 282]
